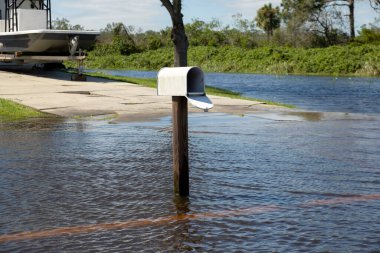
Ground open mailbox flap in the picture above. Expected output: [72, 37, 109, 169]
[186, 94, 214, 110]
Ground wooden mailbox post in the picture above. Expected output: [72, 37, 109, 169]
[158, 67, 213, 196]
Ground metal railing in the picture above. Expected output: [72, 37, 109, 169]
[4, 0, 51, 32]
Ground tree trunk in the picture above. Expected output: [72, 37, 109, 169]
[171, 19, 188, 67]
[348, 0, 355, 39]
[160, 0, 189, 67]
[160, 0, 190, 197]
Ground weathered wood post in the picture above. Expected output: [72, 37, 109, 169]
[172, 96, 189, 196]
[158, 67, 213, 197]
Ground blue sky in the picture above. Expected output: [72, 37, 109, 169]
[52, 0, 379, 31]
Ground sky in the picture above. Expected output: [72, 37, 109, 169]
[52, 0, 380, 31]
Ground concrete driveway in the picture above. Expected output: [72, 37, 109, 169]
[0, 67, 279, 122]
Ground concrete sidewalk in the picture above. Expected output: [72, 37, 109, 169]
[0, 68, 280, 121]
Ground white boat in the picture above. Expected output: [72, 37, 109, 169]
[0, 0, 98, 60]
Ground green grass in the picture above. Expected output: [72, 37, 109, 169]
[0, 98, 48, 121]
[84, 71, 294, 108]
[85, 71, 157, 88]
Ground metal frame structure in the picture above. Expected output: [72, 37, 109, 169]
[0, 52, 87, 80]
[4, 0, 51, 32]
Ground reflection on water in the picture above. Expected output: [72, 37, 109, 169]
[0, 118, 66, 131]
[1, 112, 380, 252]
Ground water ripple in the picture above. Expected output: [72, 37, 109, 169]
[1, 113, 380, 252]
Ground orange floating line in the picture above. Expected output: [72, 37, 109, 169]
[0, 205, 279, 243]
[0, 194, 379, 243]
[301, 194, 380, 207]
[0, 217, 171, 243]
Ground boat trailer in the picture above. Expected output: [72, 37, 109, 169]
[0, 53, 87, 81]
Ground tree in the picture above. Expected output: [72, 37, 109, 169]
[95, 22, 139, 55]
[52, 18, 70, 30]
[281, 0, 313, 46]
[308, 4, 348, 45]
[325, 0, 380, 39]
[160, 0, 188, 67]
[52, 18, 84, 30]
[231, 14, 257, 47]
[318, 0, 355, 39]
[348, 0, 355, 39]
[281, 0, 349, 45]
[255, 4, 281, 40]
[356, 18, 380, 43]
[282, 0, 380, 45]
[370, 0, 380, 10]
[319, 0, 356, 39]
[233, 13, 256, 34]
[185, 18, 227, 47]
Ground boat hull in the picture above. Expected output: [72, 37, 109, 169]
[0, 30, 99, 54]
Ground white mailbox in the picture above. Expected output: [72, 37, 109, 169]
[157, 67, 213, 110]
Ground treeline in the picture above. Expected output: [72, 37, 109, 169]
[56, 0, 380, 76]
[85, 17, 379, 58]
[54, 2, 380, 54]
[90, 17, 260, 56]
[62, 0, 379, 56]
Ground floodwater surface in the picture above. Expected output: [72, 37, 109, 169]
[1, 72, 380, 252]
[100, 70, 380, 114]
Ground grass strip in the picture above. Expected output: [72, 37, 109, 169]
[0, 98, 48, 121]
[84, 71, 295, 108]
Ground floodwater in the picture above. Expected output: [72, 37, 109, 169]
[101, 70, 380, 114]
[1, 72, 380, 252]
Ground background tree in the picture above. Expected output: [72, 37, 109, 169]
[347, 0, 355, 39]
[52, 18, 84, 30]
[95, 22, 138, 55]
[370, 0, 380, 9]
[231, 13, 257, 47]
[308, 4, 348, 46]
[255, 4, 281, 41]
[356, 18, 380, 43]
[185, 18, 226, 47]
[233, 13, 256, 34]
[316, 0, 356, 39]
[281, 0, 349, 46]
[302, 0, 380, 40]
[281, 0, 314, 46]
[160, 0, 188, 67]
[52, 18, 70, 30]
[324, 0, 380, 39]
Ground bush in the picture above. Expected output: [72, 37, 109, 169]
[356, 27, 380, 44]
[83, 44, 380, 77]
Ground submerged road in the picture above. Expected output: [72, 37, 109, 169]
[0, 68, 278, 121]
